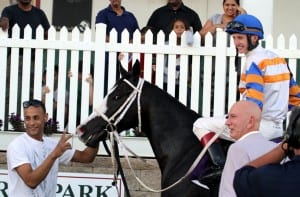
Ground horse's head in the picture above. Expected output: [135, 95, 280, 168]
[77, 60, 143, 146]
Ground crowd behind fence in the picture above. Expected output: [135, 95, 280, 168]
[1, 23, 300, 136]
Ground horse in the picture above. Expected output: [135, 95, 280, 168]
[77, 60, 222, 197]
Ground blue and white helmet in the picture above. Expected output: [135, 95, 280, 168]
[225, 14, 264, 39]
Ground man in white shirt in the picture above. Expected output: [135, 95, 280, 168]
[219, 100, 277, 197]
[7, 99, 99, 197]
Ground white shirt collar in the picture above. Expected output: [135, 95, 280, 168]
[238, 130, 260, 141]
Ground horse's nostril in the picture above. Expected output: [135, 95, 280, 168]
[76, 126, 85, 136]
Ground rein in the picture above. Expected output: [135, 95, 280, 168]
[93, 78, 144, 197]
[95, 78, 144, 133]
[94, 78, 225, 193]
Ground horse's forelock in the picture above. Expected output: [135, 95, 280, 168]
[94, 85, 118, 115]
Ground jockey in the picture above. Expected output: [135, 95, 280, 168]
[193, 14, 300, 186]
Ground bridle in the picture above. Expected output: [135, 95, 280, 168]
[89, 78, 144, 197]
[90, 77, 225, 193]
[94, 78, 144, 134]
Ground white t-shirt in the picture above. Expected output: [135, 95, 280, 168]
[7, 133, 75, 197]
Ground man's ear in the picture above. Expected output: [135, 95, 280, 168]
[247, 115, 255, 129]
[251, 35, 259, 44]
[44, 113, 49, 122]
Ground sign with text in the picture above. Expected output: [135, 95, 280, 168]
[0, 169, 124, 197]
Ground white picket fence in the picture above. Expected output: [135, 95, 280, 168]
[0, 23, 300, 154]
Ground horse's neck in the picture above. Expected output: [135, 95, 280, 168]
[141, 84, 201, 173]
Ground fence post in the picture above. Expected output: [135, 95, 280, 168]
[213, 28, 228, 116]
[0, 29, 8, 130]
[93, 23, 107, 107]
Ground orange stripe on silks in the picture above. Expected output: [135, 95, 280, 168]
[290, 85, 300, 95]
[263, 73, 290, 83]
[246, 74, 264, 84]
[289, 96, 300, 106]
[247, 89, 264, 101]
[259, 57, 287, 70]
[239, 87, 246, 94]
[241, 74, 246, 81]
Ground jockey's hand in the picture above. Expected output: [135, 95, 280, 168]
[0, 17, 9, 31]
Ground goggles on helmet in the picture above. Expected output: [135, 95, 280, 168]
[226, 21, 262, 33]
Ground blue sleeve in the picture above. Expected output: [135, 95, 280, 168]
[233, 165, 256, 197]
[245, 62, 264, 108]
[95, 9, 107, 24]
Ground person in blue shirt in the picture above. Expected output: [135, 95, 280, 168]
[234, 106, 300, 197]
[95, 0, 139, 43]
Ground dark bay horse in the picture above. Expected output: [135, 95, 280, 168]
[77, 60, 219, 197]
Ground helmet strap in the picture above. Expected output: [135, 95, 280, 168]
[247, 35, 259, 51]
[235, 47, 241, 100]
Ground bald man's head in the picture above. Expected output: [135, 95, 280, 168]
[226, 101, 262, 140]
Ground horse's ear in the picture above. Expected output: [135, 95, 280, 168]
[118, 60, 129, 78]
[132, 60, 141, 78]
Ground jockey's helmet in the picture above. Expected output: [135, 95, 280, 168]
[225, 14, 264, 40]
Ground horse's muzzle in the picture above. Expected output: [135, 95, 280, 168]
[76, 114, 108, 144]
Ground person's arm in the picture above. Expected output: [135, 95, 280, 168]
[15, 132, 73, 188]
[86, 74, 94, 106]
[200, 19, 225, 38]
[0, 6, 11, 31]
[0, 16, 9, 31]
[236, 6, 247, 16]
[71, 144, 99, 163]
[247, 143, 286, 168]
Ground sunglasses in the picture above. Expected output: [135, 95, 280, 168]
[23, 99, 46, 112]
[226, 21, 261, 32]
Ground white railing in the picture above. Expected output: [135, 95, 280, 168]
[0, 24, 300, 155]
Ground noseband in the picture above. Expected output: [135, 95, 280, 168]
[95, 78, 144, 135]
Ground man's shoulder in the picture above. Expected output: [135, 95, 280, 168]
[31, 5, 46, 13]
[248, 46, 280, 62]
[96, 6, 111, 15]
[151, 5, 169, 14]
[229, 133, 265, 149]
[7, 133, 27, 150]
[181, 4, 199, 15]
[2, 4, 19, 13]
[123, 8, 137, 19]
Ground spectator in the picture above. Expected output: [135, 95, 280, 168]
[164, 18, 193, 101]
[147, 0, 202, 41]
[6, 99, 99, 196]
[1, 0, 50, 130]
[234, 106, 300, 197]
[95, 0, 139, 43]
[96, 0, 139, 94]
[198, 0, 246, 114]
[68, 60, 94, 125]
[200, 0, 246, 40]
[42, 65, 69, 128]
[219, 100, 276, 197]
[192, 14, 300, 187]
[0, 0, 50, 39]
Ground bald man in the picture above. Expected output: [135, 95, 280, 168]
[218, 101, 277, 197]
